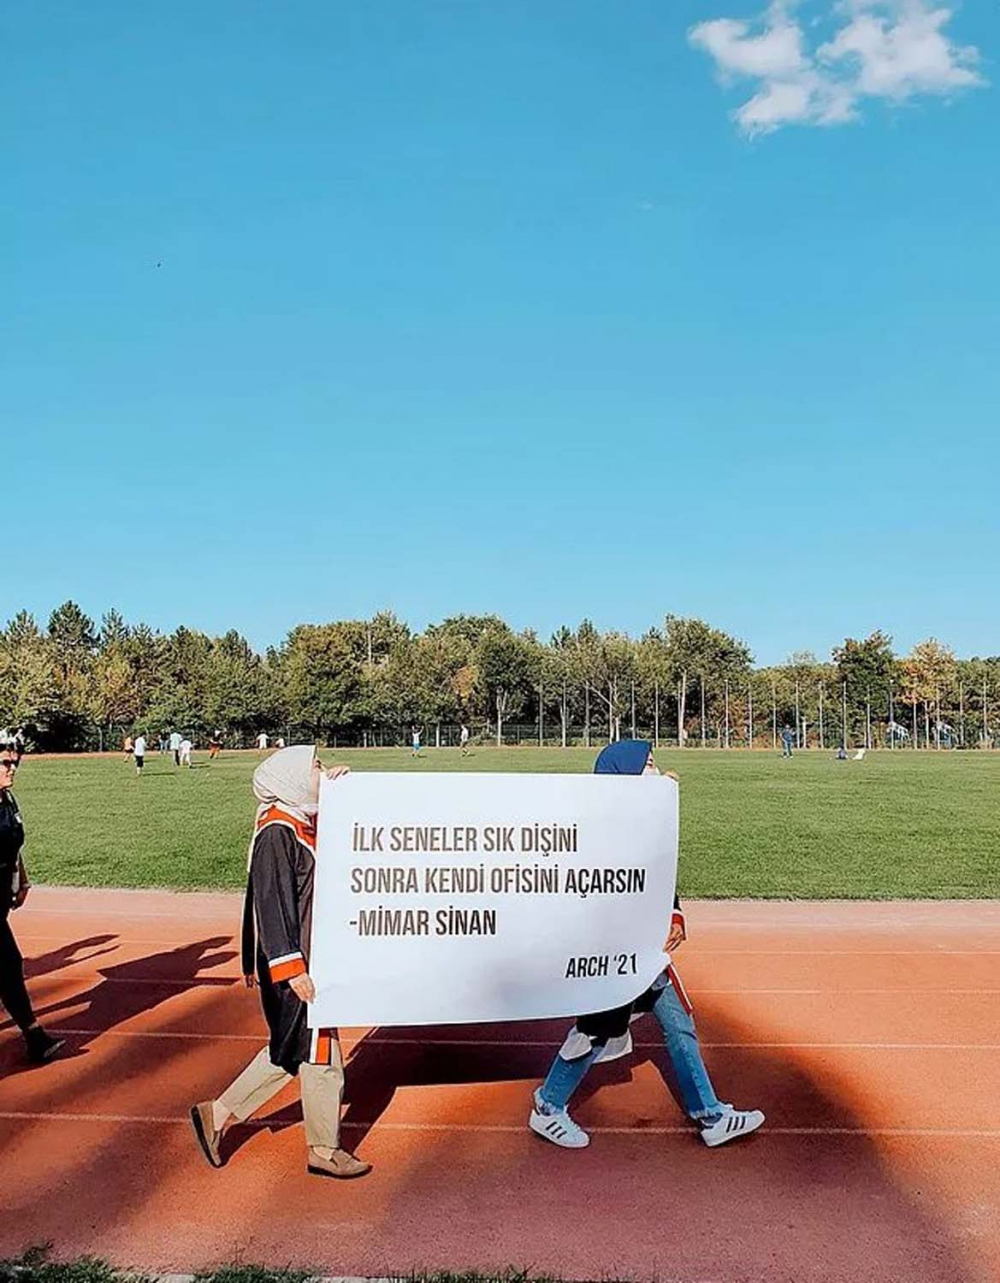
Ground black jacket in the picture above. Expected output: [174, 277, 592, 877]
[0, 790, 25, 912]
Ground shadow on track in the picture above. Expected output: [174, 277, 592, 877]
[1, 937, 237, 1077]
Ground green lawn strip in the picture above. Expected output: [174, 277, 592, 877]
[12, 749, 1000, 898]
[1, 1254, 565, 1283]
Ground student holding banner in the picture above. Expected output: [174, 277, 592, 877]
[529, 740, 765, 1150]
[190, 746, 371, 1179]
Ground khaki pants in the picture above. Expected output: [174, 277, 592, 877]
[218, 1042, 345, 1155]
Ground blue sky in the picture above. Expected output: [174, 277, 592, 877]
[5, 0, 998, 664]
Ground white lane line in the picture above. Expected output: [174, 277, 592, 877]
[13, 939, 1000, 959]
[20, 976, 1000, 994]
[682, 950, 1000, 956]
[15, 935, 1000, 957]
[25, 1028, 1000, 1052]
[0, 1110, 997, 1138]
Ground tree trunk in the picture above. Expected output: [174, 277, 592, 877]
[654, 680, 660, 750]
[700, 677, 706, 747]
[677, 671, 687, 748]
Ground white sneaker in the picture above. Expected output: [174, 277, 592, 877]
[700, 1106, 765, 1148]
[529, 1089, 590, 1149]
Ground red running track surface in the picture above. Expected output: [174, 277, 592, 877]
[1, 888, 998, 1283]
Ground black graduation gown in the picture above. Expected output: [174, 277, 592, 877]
[240, 809, 335, 1074]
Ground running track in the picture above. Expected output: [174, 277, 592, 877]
[1, 889, 998, 1283]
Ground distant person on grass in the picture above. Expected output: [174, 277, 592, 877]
[190, 746, 370, 1179]
[209, 731, 223, 760]
[460, 724, 470, 755]
[133, 733, 146, 775]
[528, 740, 764, 1151]
[123, 734, 133, 760]
[781, 724, 794, 757]
[169, 729, 182, 766]
[411, 726, 421, 756]
[179, 737, 193, 768]
[0, 737, 64, 1065]
[256, 731, 269, 753]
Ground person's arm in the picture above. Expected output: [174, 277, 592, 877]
[250, 826, 314, 1000]
[663, 774, 686, 952]
[12, 853, 30, 909]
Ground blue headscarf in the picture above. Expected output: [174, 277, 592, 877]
[594, 739, 652, 775]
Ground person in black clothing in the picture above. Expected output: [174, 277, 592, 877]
[190, 745, 370, 1179]
[0, 741, 65, 1064]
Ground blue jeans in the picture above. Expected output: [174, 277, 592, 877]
[537, 981, 724, 1123]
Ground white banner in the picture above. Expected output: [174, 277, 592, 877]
[309, 771, 677, 1028]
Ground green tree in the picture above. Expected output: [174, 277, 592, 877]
[281, 624, 362, 741]
[45, 601, 97, 748]
[476, 625, 531, 746]
[0, 612, 54, 743]
[900, 638, 957, 748]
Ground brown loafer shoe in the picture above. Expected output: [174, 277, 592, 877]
[190, 1101, 224, 1168]
[307, 1147, 371, 1179]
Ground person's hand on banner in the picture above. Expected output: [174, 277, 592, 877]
[290, 973, 317, 1003]
[323, 765, 350, 782]
[664, 918, 686, 953]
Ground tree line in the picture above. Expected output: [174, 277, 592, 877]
[2, 602, 998, 752]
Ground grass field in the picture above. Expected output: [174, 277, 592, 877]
[11, 746, 998, 898]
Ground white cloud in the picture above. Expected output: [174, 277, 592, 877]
[690, 8, 807, 78]
[689, 0, 986, 136]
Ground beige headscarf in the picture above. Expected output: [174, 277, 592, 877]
[251, 744, 318, 826]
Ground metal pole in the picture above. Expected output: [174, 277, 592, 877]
[748, 683, 753, 749]
[539, 684, 543, 748]
[818, 682, 825, 750]
[630, 680, 636, 740]
[866, 686, 872, 750]
[724, 678, 730, 749]
[842, 681, 848, 749]
[772, 679, 777, 750]
[889, 681, 894, 749]
[959, 682, 965, 747]
[794, 681, 801, 748]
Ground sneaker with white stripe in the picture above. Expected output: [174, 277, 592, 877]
[700, 1106, 765, 1147]
[529, 1089, 590, 1149]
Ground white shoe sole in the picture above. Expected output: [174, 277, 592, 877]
[701, 1110, 765, 1147]
[529, 1109, 590, 1148]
